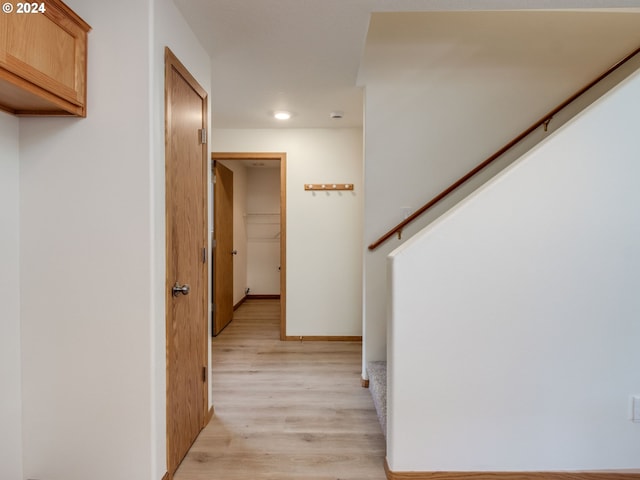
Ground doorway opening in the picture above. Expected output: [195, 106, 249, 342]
[211, 152, 287, 340]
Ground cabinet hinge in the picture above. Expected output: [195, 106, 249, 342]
[199, 128, 207, 144]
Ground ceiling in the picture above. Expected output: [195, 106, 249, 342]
[173, 0, 640, 130]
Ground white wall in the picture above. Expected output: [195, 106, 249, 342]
[247, 167, 280, 295]
[387, 70, 640, 472]
[19, 1, 153, 478]
[212, 128, 363, 336]
[0, 111, 22, 480]
[17, 0, 211, 479]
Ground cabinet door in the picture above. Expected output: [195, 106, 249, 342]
[0, 0, 90, 116]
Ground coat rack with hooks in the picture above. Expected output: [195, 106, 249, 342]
[304, 183, 354, 191]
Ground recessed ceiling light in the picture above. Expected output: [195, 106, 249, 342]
[274, 111, 291, 120]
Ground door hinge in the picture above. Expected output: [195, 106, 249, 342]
[202, 247, 207, 264]
[199, 128, 207, 144]
[202, 366, 207, 382]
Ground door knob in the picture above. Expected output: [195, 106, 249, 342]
[172, 282, 190, 297]
[231, 250, 238, 255]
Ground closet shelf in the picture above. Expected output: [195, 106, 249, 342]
[246, 212, 280, 240]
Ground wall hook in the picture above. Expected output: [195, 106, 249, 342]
[304, 183, 354, 191]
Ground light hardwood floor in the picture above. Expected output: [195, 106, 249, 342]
[173, 299, 387, 480]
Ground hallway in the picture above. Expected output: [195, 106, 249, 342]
[173, 299, 386, 480]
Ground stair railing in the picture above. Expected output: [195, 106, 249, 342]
[368, 46, 640, 251]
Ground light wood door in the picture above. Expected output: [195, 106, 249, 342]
[213, 161, 234, 335]
[165, 48, 208, 476]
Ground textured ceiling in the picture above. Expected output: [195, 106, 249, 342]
[173, 0, 640, 129]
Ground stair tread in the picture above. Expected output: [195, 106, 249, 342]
[366, 361, 387, 437]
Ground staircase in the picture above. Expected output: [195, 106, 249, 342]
[367, 361, 387, 436]
[363, 45, 640, 445]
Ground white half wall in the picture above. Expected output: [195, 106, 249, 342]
[387, 70, 640, 472]
[0, 111, 22, 480]
[212, 128, 363, 337]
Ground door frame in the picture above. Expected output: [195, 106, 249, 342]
[165, 47, 210, 478]
[211, 152, 287, 340]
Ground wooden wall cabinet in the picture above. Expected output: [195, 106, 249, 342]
[0, 0, 91, 117]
